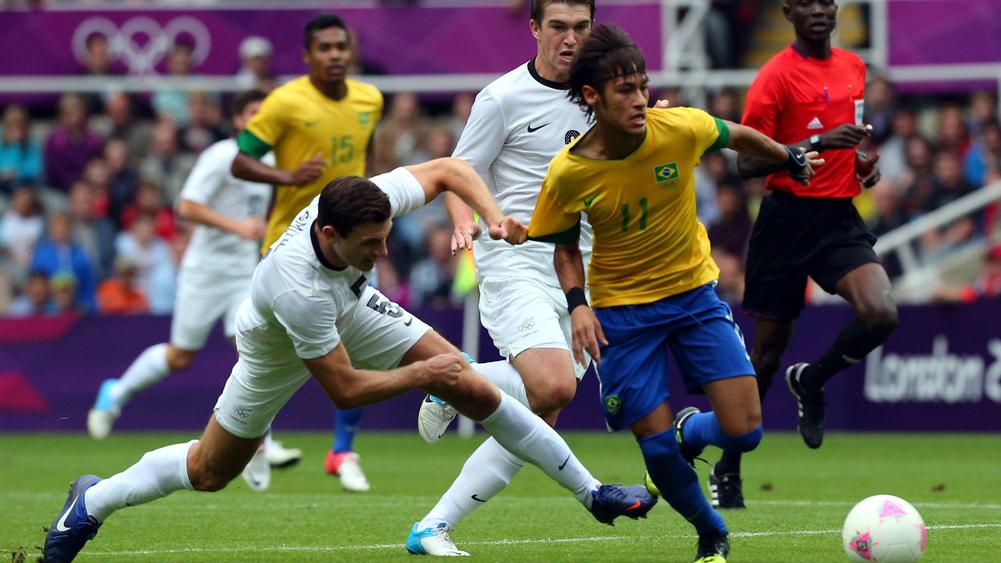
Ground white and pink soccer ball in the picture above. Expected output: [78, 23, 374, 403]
[842, 495, 927, 562]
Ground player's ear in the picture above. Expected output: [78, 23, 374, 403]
[530, 18, 542, 41]
[582, 84, 599, 107]
[320, 224, 340, 243]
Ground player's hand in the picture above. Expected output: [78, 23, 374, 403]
[489, 216, 528, 245]
[450, 222, 482, 255]
[820, 124, 872, 149]
[785, 147, 824, 186]
[652, 98, 671, 109]
[856, 150, 881, 188]
[570, 306, 607, 366]
[234, 215, 266, 240]
[420, 352, 464, 388]
[290, 152, 327, 185]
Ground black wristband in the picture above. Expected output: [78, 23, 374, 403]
[566, 287, 588, 313]
[784, 145, 809, 179]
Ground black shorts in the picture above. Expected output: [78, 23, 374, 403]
[742, 190, 879, 321]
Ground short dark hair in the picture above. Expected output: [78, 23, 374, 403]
[304, 13, 349, 50]
[567, 24, 646, 119]
[230, 89, 266, 117]
[317, 176, 391, 237]
[530, 0, 595, 24]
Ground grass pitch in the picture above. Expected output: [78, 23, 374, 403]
[2, 431, 1000, 562]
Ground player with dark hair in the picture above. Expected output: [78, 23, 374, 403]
[86, 90, 280, 489]
[525, 24, 820, 562]
[232, 12, 384, 490]
[41, 157, 656, 563]
[708, 0, 894, 510]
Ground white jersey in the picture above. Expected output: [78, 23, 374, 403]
[177, 138, 274, 284]
[240, 167, 426, 361]
[453, 60, 593, 286]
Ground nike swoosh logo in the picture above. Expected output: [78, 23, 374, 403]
[626, 500, 642, 511]
[583, 195, 596, 207]
[470, 494, 487, 502]
[527, 122, 550, 133]
[304, 120, 319, 128]
[55, 492, 82, 532]
[404, 317, 414, 327]
[558, 454, 570, 471]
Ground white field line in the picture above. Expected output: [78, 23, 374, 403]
[6, 492, 1001, 511]
[63, 523, 1001, 557]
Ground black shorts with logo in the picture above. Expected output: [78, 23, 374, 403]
[742, 190, 880, 321]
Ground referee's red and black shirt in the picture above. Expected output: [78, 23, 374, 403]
[742, 45, 866, 199]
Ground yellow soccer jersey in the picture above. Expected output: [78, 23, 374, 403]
[528, 107, 729, 308]
[238, 76, 383, 248]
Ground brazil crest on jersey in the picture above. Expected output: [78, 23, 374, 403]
[528, 107, 727, 308]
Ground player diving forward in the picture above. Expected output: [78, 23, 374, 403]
[42, 157, 656, 563]
[524, 25, 821, 562]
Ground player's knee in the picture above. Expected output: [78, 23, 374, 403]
[188, 465, 232, 492]
[861, 304, 898, 341]
[166, 349, 196, 371]
[725, 425, 763, 453]
[750, 349, 782, 380]
[526, 377, 576, 415]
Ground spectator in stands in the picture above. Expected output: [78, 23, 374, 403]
[103, 138, 140, 227]
[709, 183, 752, 260]
[442, 92, 474, 142]
[153, 42, 196, 127]
[8, 270, 53, 317]
[0, 104, 43, 194]
[966, 91, 998, 138]
[140, 122, 195, 203]
[933, 243, 1001, 303]
[708, 88, 742, 123]
[81, 33, 117, 77]
[120, 181, 176, 242]
[379, 91, 432, 166]
[80, 157, 112, 219]
[94, 93, 152, 164]
[44, 93, 104, 192]
[964, 120, 1001, 187]
[920, 151, 977, 260]
[97, 256, 149, 315]
[180, 91, 226, 154]
[409, 226, 457, 308]
[900, 135, 935, 214]
[67, 180, 115, 279]
[937, 105, 971, 157]
[868, 179, 913, 279]
[0, 186, 45, 280]
[865, 77, 895, 145]
[713, 249, 744, 304]
[236, 36, 275, 92]
[114, 212, 175, 313]
[50, 272, 81, 314]
[30, 211, 96, 312]
[876, 108, 918, 186]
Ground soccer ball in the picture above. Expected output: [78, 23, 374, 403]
[842, 495, 927, 562]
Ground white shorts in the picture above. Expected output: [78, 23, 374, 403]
[213, 286, 432, 438]
[170, 276, 250, 350]
[478, 276, 590, 380]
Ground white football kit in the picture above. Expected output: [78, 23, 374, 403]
[214, 167, 431, 438]
[171, 138, 273, 350]
[453, 60, 592, 376]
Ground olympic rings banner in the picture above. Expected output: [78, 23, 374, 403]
[2, 301, 1001, 433]
[0, 5, 663, 77]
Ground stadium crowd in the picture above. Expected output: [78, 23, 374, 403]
[0, 41, 999, 318]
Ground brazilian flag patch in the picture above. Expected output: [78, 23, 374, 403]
[653, 162, 679, 184]
[604, 395, 621, 415]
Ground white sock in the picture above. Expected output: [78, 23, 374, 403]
[478, 393, 600, 508]
[84, 440, 196, 522]
[110, 343, 171, 406]
[421, 437, 525, 529]
[263, 430, 274, 452]
[471, 360, 530, 408]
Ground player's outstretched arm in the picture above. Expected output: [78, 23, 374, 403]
[444, 192, 479, 254]
[406, 157, 526, 243]
[231, 150, 327, 186]
[177, 199, 265, 240]
[726, 121, 824, 185]
[305, 343, 462, 409]
[736, 123, 870, 180]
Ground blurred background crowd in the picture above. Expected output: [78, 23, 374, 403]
[0, 7, 999, 319]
